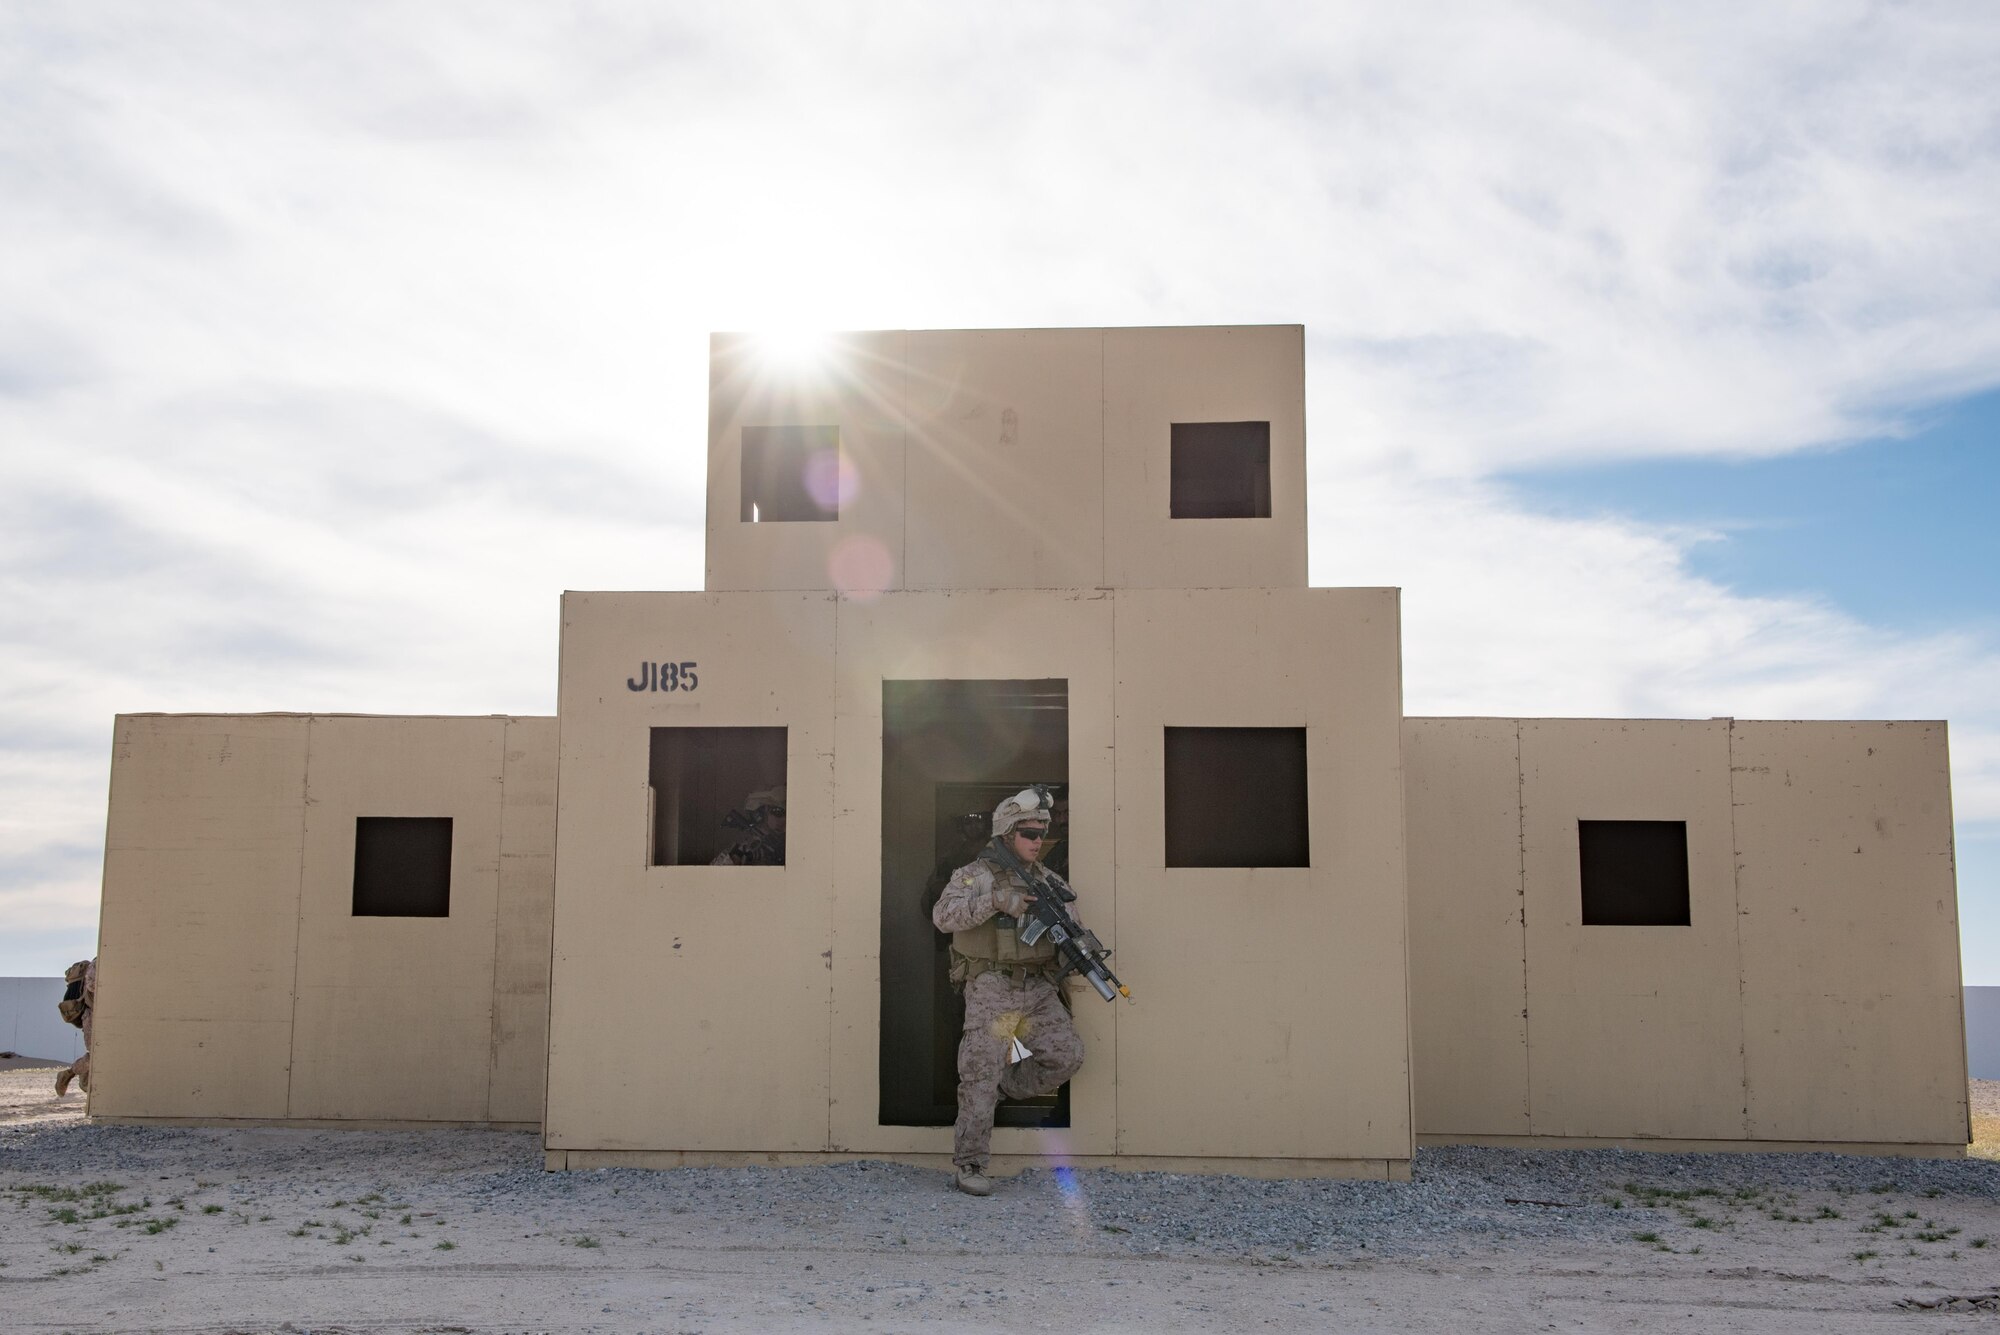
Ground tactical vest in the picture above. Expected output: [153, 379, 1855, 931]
[950, 859, 1061, 985]
[58, 960, 89, 1028]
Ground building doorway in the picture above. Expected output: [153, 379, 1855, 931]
[878, 679, 1069, 1128]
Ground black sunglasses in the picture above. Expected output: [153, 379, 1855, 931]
[1013, 826, 1049, 840]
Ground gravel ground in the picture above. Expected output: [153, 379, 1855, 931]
[5, 1071, 1999, 1333]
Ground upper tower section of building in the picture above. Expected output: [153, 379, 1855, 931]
[704, 325, 1307, 593]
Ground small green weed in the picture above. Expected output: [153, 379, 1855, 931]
[14, 1182, 122, 1203]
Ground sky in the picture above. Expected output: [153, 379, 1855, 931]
[2, 2, 1996, 981]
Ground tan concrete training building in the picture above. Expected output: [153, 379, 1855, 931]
[87, 326, 1972, 1175]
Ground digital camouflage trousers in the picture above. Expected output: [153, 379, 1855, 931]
[953, 970, 1084, 1170]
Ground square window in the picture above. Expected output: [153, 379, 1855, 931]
[1164, 727, 1308, 867]
[741, 425, 840, 522]
[1170, 421, 1271, 519]
[650, 727, 788, 866]
[1578, 820, 1691, 925]
[352, 817, 452, 917]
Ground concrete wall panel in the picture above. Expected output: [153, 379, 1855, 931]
[1519, 720, 1745, 1140]
[1410, 716, 1965, 1149]
[0, 978, 84, 1065]
[1971, 987, 2000, 1082]
[93, 713, 556, 1126]
[1733, 721, 1967, 1145]
[705, 332, 908, 594]
[1102, 326, 1307, 591]
[1402, 718, 1531, 1136]
[545, 591, 839, 1152]
[489, 716, 560, 1124]
[92, 715, 309, 1119]
[902, 329, 1105, 590]
[1111, 587, 1408, 1160]
[703, 326, 1308, 597]
[287, 718, 508, 1122]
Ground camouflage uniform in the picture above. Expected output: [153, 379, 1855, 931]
[709, 827, 783, 866]
[931, 852, 1085, 1172]
[55, 958, 94, 1096]
[710, 785, 786, 865]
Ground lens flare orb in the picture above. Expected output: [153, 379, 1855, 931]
[802, 449, 858, 513]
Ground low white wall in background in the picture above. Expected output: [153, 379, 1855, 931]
[1, 978, 83, 1064]
[1969, 987, 2000, 1081]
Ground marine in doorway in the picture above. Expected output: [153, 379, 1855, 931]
[710, 787, 786, 865]
[930, 786, 1085, 1196]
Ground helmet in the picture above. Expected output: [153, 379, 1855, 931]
[992, 785, 1055, 837]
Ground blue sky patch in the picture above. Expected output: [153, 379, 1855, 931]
[1498, 388, 2000, 634]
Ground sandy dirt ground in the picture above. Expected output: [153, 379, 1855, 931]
[3, 1068, 1997, 1334]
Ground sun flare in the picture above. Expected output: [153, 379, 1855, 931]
[752, 327, 835, 375]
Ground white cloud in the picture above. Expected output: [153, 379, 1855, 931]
[3, 1, 1999, 972]
[1311, 466, 2000, 827]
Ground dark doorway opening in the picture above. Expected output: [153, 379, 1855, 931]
[878, 679, 1069, 1128]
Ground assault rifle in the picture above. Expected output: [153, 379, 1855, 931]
[717, 809, 783, 865]
[987, 836, 1131, 1003]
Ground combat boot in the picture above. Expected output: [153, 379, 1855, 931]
[54, 1068, 73, 1096]
[952, 1165, 993, 1197]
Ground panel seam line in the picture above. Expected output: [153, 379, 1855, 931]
[1727, 720, 1751, 1138]
[283, 719, 314, 1120]
[1517, 720, 1532, 1137]
[485, 719, 510, 1125]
